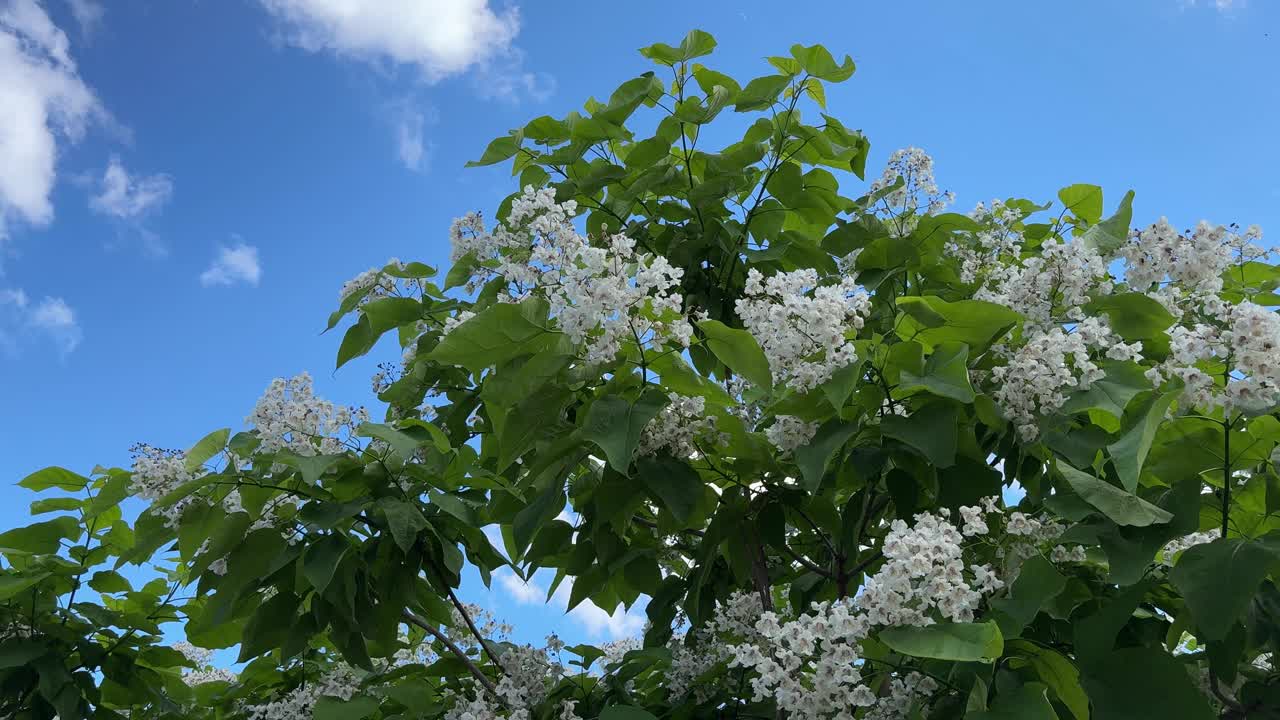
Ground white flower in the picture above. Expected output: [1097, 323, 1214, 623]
[637, 393, 727, 459]
[736, 268, 870, 392]
[765, 416, 819, 454]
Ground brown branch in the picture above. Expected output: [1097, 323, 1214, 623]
[403, 610, 500, 700]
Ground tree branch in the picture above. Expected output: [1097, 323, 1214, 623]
[403, 610, 501, 700]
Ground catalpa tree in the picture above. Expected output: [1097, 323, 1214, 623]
[4, 30, 1280, 720]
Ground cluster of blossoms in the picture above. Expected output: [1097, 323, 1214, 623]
[337, 257, 429, 306]
[1119, 219, 1262, 299]
[1160, 530, 1217, 563]
[173, 641, 237, 686]
[736, 268, 870, 392]
[449, 186, 692, 364]
[636, 393, 727, 458]
[667, 592, 766, 702]
[444, 639, 577, 720]
[951, 199, 1026, 285]
[868, 147, 954, 235]
[977, 236, 1112, 330]
[129, 444, 203, 528]
[241, 662, 363, 720]
[989, 317, 1142, 441]
[764, 415, 819, 454]
[246, 372, 368, 456]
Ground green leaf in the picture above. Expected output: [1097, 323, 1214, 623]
[358, 422, 421, 460]
[581, 390, 669, 472]
[1056, 463, 1173, 526]
[185, 428, 229, 471]
[793, 420, 859, 491]
[1007, 640, 1089, 720]
[895, 296, 1020, 353]
[465, 132, 523, 167]
[19, 466, 89, 493]
[277, 452, 343, 485]
[336, 314, 375, 369]
[1057, 183, 1104, 224]
[314, 695, 379, 720]
[967, 682, 1058, 720]
[1170, 535, 1280, 641]
[599, 707, 659, 720]
[361, 297, 424, 334]
[303, 534, 348, 594]
[0, 517, 81, 554]
[87, 570, 131, 594]
[0, 572, 50, 600]
[1080, 647, 1215, 720]
[636, 456, 702, 524]
[1082, 189, 1135, 254]
[789, 43, 856, 82]
[1060, 360, 1150, 419]
[30, 497, 82, 514]
[881, 402, 958, 468]
[878, 621, 1003, 662]
[898, 341, 975, 403]
[698, 319, 772, 391]
[0, 639, 48, 668]
[428, 298, 555, 373]
[1087, 292, 1174, 342]
[380, 498, 428, 554]
[639, 29, 716, 65]
[1108, 391, 1177, 492]
[990, 556, 1066, 637]
[733, 74, 791, 112]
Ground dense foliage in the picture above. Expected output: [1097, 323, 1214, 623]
[5, 30, 1280, 720]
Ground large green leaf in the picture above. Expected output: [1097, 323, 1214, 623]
[1082, 189, 1135, 254]
[1060, 360, 1150, 420]
[1087, 292, 1174, 341]
[638, 29, 717, 65]
[990, 556, 1067, 636]
[303, 534, 348, 594]
[1108, 391, 1177, 492]
[1056, 463, 1172, 527]
[697, 319, 772, 391]
[429, 298, 555, 373]
[0, 573, 51, 600]
[789, 43, 856, 82]
[314, 695, 379, 720]
[1080, 647, 1215, 720]
[898, 341, 975, 403]
[793, 420, 859, 491]
[1007, 641, 1089, 720]
[465, 132, 523, 167]
[185, 428, 229, 470]
[881, 402, 958, 468]
[636, 456, 702, 524]
[0, 517, 81, 554]
[581, 390, 669, 472]
[1170, 535, 1280, 641]
[895, 296, 1020, 353]
[967, 682, 1058, 720]
[1057, 183, 1103, 224]
[19, 466, 90, 493]
[600, 707, 659, 720]
[380, 498, 429, 554]
[878, 621, 1003, 662]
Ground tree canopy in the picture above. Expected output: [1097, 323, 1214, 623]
[4, 29, 1280, 720]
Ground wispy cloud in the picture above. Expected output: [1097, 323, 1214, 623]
[65, 0, 104, 38]
[200, 241, 262, 287]
[89, 156, 173, 220]
[0, 0, 101, 248]
[495, 569, 646, 641]
[1, 287, 82, 357]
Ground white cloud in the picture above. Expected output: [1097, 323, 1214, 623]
[1, 287, 81, 356]
[257, 0, 520, 80]
[88, 156, 173, 220]
[200, 242, 262, 287]
[0, 0, 101, 245]
[494, 569, 646, 641]
[395, 109, 426, 171]
[65, 0, 103, 38]
[496, 571, 546, 605]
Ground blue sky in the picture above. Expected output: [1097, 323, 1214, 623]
[1, 0, 1277, 649]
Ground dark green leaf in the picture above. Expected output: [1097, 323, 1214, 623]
[698, 319, 772, 391]
[1170, 535, 1280, 642]
[793, 420, 859, 491]
[303, 534, 348, 594]
[19, 466, 89, 493]
[581, 390, 668, 472]
[636, 456, 702, 524]
[1080, 647, 1215, 720]
[878, 621, 1003, 662]
[1056, 463, 1172, 526]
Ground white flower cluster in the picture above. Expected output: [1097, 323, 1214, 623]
[764, 415, 819, 454]
[173, 641, 237, 686]
[868, 147, 954, 235]
[1119, 219, 1261, 297]
[736, 268, 870, 392]
[989, 328, 1099, 441]
[978, 236, 1112, 330]
[444, 641, 563, 720]
[862, 507, 1004, 626]
[245, 372, 368, 457]
[242, 663, 362, 720]
[951, 199, 1025, 285]
[338, 258, 411, 305]
[129, 444, 200, 528]
[448, 186, 692, 364]
[636, 393, 726, 458]
[441, 310, 476, 336]
[667, 592, 765, 702]
[1160, 530, 1216, 563]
